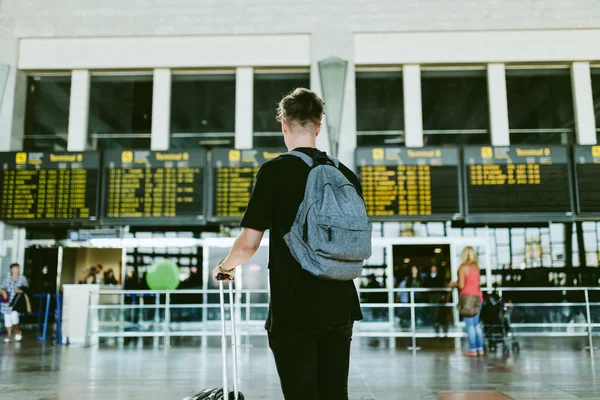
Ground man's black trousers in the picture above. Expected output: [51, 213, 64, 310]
[268, 322, 354, 400]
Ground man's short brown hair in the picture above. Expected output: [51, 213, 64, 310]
[276, 88, 324, 130]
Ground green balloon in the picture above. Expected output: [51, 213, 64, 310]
[146, 259, 180, 290]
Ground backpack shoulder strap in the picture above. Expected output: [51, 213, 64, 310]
[285, 150, 340, 168]
[285, 150, 314, 167]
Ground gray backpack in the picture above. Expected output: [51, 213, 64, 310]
[283, 151, 373, 281]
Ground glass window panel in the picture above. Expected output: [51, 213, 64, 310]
[426, 222, 445, 236]
[448, 228, 461, 237]
[552, 244, 566, 264]
[357, 132, 404, 146]
[421, 70, 489, 131]
[24, 75, 71, 137]
[355, 71, 404, 146]
[498, 248, 511, 265]
[584, 232, 597, 248]
[591, 69, 600, 142]
[421, 70, 489, 146]
[88, 75, 153, 138]
[90, 137, 151, 151]
[462, 228, 475, 237]
[423, 132, 490, 146]
[506, 68, 574, 144]
[170, 74, 235, 138]
[23, 137, 67, 152]
[496, 229, 510, 245]
[252, 133, 284, 148]
[253, 72, 310, 145]
[170, 135, 233, 149]
[356, 70, 404, 132]
[550, 223, 565, 241]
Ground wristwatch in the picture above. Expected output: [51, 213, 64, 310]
[217, 258, 235, 275]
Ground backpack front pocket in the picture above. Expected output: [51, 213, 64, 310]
[311, 215, 372, 261]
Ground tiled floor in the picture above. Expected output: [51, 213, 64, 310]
[1, 337, 599, 399]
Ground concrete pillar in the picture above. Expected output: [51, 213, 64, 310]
[235, 67, 254, 150]
[311, 31, 356, 168]
[151, 68, 171, 150]
[403, 65, 423, 148]
[571, 62, 597, 145]
[0, 38, 26, 151]
[67, 70, 91, 151]
[487, 63, 510, 146]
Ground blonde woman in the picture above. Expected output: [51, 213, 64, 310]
[451, 246, 484, 357]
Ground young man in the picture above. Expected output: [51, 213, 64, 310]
[212, 88, 363, 399]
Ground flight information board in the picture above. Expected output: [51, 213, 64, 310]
[102, 150, 206, 225]
[356, 147, 461, 220]
[574, 145, 600, 217]
[463, 146, 573, 223]
[0, 152, 99, 222]
[210, 148, 283, 220]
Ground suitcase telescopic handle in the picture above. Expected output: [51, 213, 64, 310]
[217, 273, 240, 399]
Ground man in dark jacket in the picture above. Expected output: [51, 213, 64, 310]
[212, 88, 363, 400]
[424, 265, 449, 333]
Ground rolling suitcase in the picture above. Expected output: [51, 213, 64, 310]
[184, 274, 245, 400]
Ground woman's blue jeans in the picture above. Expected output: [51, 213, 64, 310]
[464, 311, 483, 351]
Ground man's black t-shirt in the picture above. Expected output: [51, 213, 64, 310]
[240, 147, 364, 332]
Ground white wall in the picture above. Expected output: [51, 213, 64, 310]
[4, 0, 600, 37]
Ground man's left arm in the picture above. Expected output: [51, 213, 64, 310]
[211, 162, 274, 282]
[212, 228, 265, 282]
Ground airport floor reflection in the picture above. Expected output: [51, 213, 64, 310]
[1, 338, 600, 399]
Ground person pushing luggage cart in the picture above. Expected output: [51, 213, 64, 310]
[186, 88, 371, 400]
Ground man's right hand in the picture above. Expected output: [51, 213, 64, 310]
[212, 266, 234, 282]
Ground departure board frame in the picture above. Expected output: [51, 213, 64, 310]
[573, 145, 600, 219]
[355, 146, 463, 222]
[463, 145, 575, 224]
[101, 149, 208, 226]
[0, 151, 101, 225]
[208, 148, 285, 223]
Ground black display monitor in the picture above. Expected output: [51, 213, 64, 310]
[0, 151, 100, 223]
[209, 148, 284, 222]
[101, 149, 207, 226]
[356, 147, 462, 221]
[463, 146, 574, 223]
[574, 145, 600, 218]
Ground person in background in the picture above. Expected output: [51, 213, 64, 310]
[95, 264, 104, 284]
[424, 265, 448, 333]
[102, 269, 118, 285]
[365, 275, 386, 321]
[1, 263, 29, 343]
[406, 266, 424, 326]
[83, 266, 97, 284]
[451, 246, 484, 357]
[396, 276, 410, 328]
